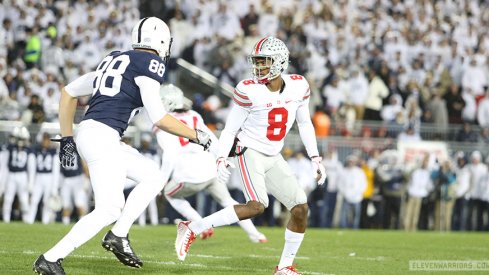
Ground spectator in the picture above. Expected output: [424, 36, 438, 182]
[364, 69, 389, 121]
[452, 152, 470, 231]
[338, 155, 367, 229]
[444, 83, 465, 124]
[346, 66, 369, 120]
[404, 155, 433, 231]
[431, 160, 457, 231]
[24, 26, 42, 69]
[321, 150, 342, 228]
[466, 151, 487, 230]
[477, 89, 489, 127]
[26, 94, 45, 124]
[455, 122, 479, 143]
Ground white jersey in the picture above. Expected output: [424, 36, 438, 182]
[156, 110, 218, 184]
[232, 74, 312, 156]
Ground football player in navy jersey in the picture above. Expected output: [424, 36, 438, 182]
[2, 126, 35, 223]
[26, 132, 60, 224]
[34, 17, 211, 275]
[59, 149, 88, 225]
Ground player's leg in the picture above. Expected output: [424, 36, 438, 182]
[40, 175, 54, 224]
[27, 175, 44, 224]
[186, 149, 270, 235]
[266, 155, 308, 273]
[72, 175, 88, 219]
[40, 124, 126, 265]
[176, 148, 270, 261]
[110, 143, 165, 237]
[2, 174, 17, 223]
[164, 180, 205, 221]
[60, 178, 73, 225]
[206, 178, 267, 242]
[148, 198, 159, 225]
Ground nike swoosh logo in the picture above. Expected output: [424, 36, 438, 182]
[285, 100, 292, 104]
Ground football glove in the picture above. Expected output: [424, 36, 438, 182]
[190, 129, 212, 151]
[51, 136, 79, 169]
[216, 157, 235, 184]
[311, 156, 326, 185]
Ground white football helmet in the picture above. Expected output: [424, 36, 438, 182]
[248, 37, 289, 84]
[160, 84, 191, 111]
[131, 17, 173, 62]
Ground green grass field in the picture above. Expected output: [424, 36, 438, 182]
[1, 223, 488, 274]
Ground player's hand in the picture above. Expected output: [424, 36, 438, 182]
[311, 156, 326, 185]
[51, 136, 79, 169]
[216, 157, 235, 184]
[190, 129, 211, 151]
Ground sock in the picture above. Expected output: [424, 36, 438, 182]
[44, 209, 115, 262]
[238, 219, 260, 236]
[167, 197, 202, 221]
[111, 180, 161, 237]
[278, 229, 304, 269]
[188, 205, 239, 235]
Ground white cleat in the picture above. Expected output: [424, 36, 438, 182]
[175, 221, 196, 261]
[249, 232, 268, 243]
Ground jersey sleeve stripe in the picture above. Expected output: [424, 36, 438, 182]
[233, 97, 252, 106]
[303, 95, 310, 100]
[234, 89, 249, 100]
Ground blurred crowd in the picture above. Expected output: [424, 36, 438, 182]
[1, 0, 489, 229]
[2, 0, 489, 137]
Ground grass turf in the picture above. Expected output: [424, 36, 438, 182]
[0, 222, 488, 274]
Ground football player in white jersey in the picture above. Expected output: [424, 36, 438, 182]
[33, 17, 211, 275]
[157, 84, 267, 242]
[175, 37, 326, 275]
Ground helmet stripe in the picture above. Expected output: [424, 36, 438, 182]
[137, 17, 150, 43]
[254, 37, 267, 54]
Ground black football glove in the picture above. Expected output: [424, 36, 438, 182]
[51, 136, 79, 168]
[189, 129, 211, 151]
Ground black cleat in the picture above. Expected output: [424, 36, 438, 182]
[101, 230, 143, 268]
[33, 255, 66, 275]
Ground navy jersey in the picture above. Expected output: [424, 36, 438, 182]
[60, 156, 83, 178]
[83, 50, 166, 136]
[34, 147, 57, 173]
[7, 144, 32, 172]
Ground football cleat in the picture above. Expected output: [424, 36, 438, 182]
[175, 221, 196, 261]
[200, 228, 214, 240]
[33, 255, 65, 275]
[274, 265, 301, 275]
[101, 230, 142, 268]
[249, 232, 268, 243]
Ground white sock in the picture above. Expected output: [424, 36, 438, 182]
[278, 229, 304, 269]
[238, 219, 260, 236]
[44, 209, 115, 261]
[188, 205, 239, 235]
[111, 180, 161, 237]
[167, 197, 202, 221]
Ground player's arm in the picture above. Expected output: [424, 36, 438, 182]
[194, 112, 219, 157]
[296, 101, 319, 158]
[60, 72, 96, 137]
[217, 105, 249, 159]
[296, 87, 326, 185]
[136, 76, 201, 143]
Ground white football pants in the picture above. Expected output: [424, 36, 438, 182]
[2, 171, 29, 223]
[27, 173, 55, 224]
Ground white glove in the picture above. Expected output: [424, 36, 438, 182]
[190, 129, 212, 151]
[311, 156, 326, 185]
[216, 157, 235, 184]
